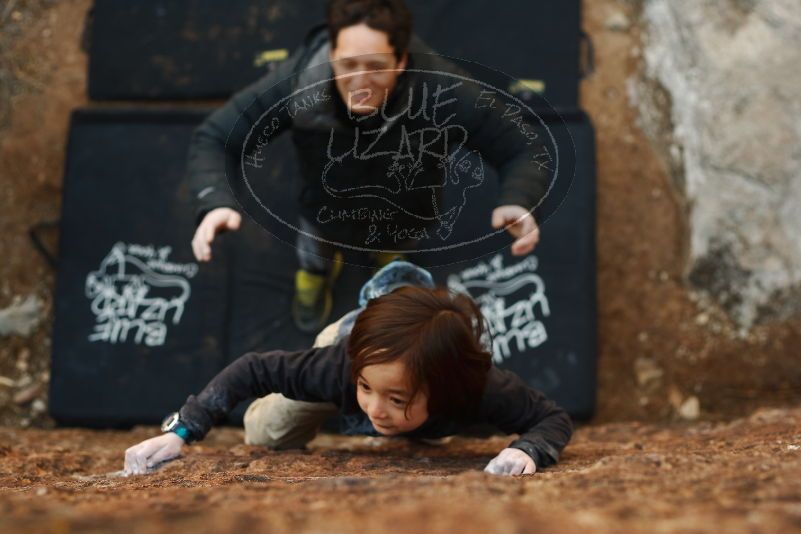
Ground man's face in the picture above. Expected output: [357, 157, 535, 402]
[330, 23, 408, 116]
[356, 359, 428, 435]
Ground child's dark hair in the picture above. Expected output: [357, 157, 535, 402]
[326, 0, 413, 62]
[347, 285, 492, 419]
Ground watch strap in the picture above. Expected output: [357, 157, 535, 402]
[171, 424, 191, 442]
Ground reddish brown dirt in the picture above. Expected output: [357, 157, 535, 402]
[2, 406, 800, 533]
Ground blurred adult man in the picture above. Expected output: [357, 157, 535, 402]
[187, 0, 546, 333]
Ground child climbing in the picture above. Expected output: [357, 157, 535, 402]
[123, 262, 572, 476]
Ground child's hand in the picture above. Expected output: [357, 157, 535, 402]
[124, 433, 185, 476]
[484, 448, 537, 476]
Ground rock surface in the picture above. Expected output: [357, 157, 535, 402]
[1, 406, 800, 533]
[634, 0, 801, 327]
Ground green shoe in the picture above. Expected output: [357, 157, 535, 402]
[291, 253, 343, 334]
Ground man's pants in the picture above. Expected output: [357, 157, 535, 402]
[242, 315, 344, 449]
[295, 216, 343, 275]
[295, 216, 420, 275]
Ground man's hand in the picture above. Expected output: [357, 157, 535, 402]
[491, 205, 540, 256]
[191, 207, 242, 262]
[124, 433, 185, 476]
[484, 448, 537, 476]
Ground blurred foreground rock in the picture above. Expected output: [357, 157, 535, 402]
[1, 404, 800, 533]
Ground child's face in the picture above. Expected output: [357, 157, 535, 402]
[356, 360, 428, 435]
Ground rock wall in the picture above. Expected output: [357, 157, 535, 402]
[633, 0, 801, 327]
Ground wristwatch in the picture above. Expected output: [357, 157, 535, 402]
[161, 412, 193, 442]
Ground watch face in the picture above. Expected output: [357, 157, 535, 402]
[161, 412, 179, 433]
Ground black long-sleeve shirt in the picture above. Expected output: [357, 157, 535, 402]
[179, 335, 572, 469]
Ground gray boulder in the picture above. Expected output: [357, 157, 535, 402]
[634, 0, 801, 327]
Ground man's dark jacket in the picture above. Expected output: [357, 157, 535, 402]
[186, 24, 549, 241]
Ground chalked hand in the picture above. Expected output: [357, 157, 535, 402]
[124, 432, 185, 476]
[484, 448, 537, 476]
[491, 205, 540, 256]
[192, 207, 241, 262]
